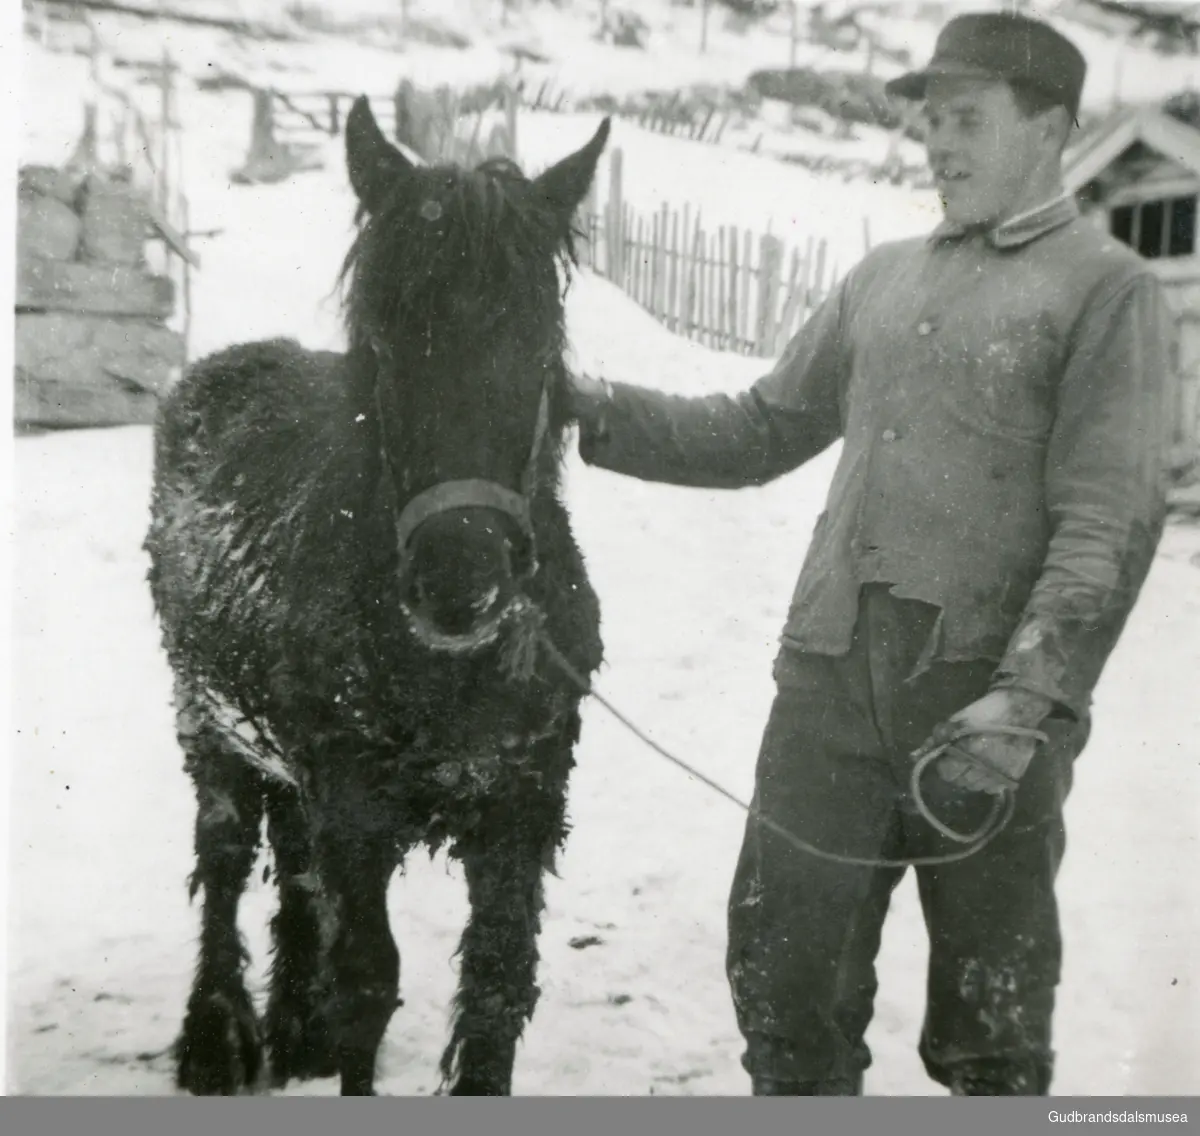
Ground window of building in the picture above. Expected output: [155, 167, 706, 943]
[1110, 194, 1198, 258]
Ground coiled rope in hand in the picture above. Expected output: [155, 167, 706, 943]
[533, 625, 1047, 869]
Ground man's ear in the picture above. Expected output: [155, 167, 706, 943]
[1045, 104, 1073, 155]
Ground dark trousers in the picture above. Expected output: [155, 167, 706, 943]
[725, 585, 1089, 1094]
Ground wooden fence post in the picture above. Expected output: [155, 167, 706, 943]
[67, 103, 100, 173]
[158, 48, 172, 213]
[606, 147, 624, 284]
[231, 88, 300, 185]
[772, 246, 804, 356]
[812, 237, 828, 305]
[504, 79, 519, 165]
[578, 171, 599, 269]
[754, 234, 784, 357]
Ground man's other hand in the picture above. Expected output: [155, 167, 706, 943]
[912, 688, 1054, 795]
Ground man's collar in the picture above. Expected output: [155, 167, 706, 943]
[929, 191, 1080, 250]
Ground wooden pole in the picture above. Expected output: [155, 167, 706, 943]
[687, 216, 702, 339]
[740, 229, 752, 349]
[716, 225, 727, 349]
[724, 225, 734, 350]
[812, 237, 828, 304]
[68, 102, 100, 172]
[681, 203, 693, 333]
[668, 208, 680, 333]
[505, 79, 519, 164]
[608, 148, 624, 283]
[755, 234, 783, 356]
[660, 207, 671, 325]
[159, 47, 172, 213]
[181, 194, 192, 362]
[650, 210, 661, 318]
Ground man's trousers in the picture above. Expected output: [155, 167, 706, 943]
[725, 584, 1090, 1094]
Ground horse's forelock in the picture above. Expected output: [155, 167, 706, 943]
[340, 159, 573, 347]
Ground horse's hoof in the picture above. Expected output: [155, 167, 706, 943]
[446, 1077, 512, 1096]
[175, 988, 263, 1096]
[265, 1010, 339, 1087]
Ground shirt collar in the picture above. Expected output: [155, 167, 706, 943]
[929, 191, 1079, 250]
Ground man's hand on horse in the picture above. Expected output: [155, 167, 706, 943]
[912, 688, 1055, 796]
[565, 371, 612, 423]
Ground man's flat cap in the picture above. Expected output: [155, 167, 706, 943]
[884, 11, 1087, 118]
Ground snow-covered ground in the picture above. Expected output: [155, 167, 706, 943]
[6, 0, 1200, 1097]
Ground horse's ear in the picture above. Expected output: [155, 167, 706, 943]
[345, 95, 414, 214]
[531, 116, 611, 220]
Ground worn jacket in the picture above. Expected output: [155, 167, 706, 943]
[578, 196, 1176, 720]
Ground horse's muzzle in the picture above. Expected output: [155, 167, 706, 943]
[399, 564, 522, 655]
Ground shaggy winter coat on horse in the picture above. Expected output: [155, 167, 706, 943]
[144, 96, 610, 1096]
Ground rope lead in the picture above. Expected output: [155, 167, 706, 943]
[535, 629, 1047, 870]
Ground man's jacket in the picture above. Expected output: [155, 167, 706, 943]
[578, 196, 1177, 720]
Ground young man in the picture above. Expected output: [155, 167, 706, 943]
[566, 12, 1177, 1096]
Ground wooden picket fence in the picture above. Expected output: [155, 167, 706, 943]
[576, 147, 849, 359]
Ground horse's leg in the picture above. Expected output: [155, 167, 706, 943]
[262, 784, 338, 1088]
[311, 779, 400, 1096]
[438, 724, 575, 1096]
[174, 682, 266, 1095]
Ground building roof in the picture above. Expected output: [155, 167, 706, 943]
[1064, 106, 1200, 191]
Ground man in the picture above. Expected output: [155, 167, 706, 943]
[565, 11, 1177, 1096]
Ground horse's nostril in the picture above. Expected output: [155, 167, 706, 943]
[403, 571, 508, 639]
[404, 575, 426, 609]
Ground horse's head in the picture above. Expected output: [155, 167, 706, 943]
[340, 96, 610, 654]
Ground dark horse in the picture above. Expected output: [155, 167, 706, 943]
[144, 96, 610, 1096]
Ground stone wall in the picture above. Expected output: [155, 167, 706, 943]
[14, 163, 186, 429]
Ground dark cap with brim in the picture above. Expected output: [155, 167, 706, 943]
[884, 12, 1087, 117]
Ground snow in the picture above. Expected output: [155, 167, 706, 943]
[6, 0, 1200, 1098]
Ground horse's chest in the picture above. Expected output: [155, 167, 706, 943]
[291, 681, 571, 837]
[405, 699, 568, 798]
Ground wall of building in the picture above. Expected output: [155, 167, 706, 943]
[15, 163, 185, 430]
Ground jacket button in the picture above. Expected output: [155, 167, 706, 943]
[882, 428, 897, 442]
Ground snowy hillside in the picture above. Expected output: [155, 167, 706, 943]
[7, 0, 1200, 1099]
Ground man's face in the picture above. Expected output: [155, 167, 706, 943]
[921, 76, 1055, 227]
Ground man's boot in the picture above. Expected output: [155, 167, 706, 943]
[752, 1072, 863, 1095]
[948, 1058, 1051, 1096]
